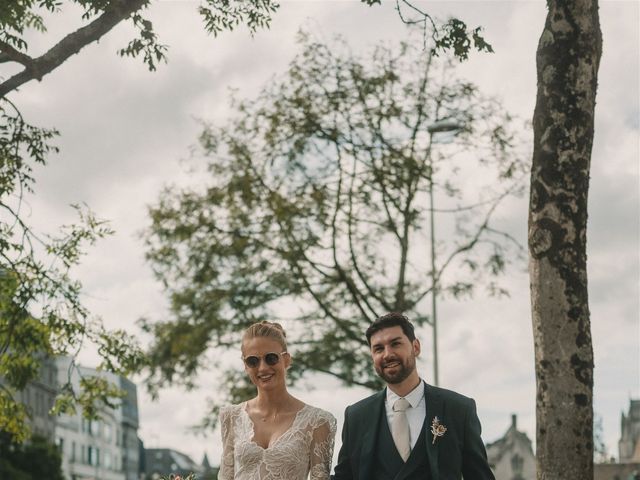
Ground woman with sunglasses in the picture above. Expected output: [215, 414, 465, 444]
[218, 321, 336, 480]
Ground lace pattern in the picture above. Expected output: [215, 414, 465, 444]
[218, 403, 336, 480]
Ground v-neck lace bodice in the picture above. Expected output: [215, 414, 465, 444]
[218, 403, 336, 480]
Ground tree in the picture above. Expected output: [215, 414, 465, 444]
[0, 0, 492, 443]
[0, 1, 490, 99]
[593, 413, 609, 464]
[0, 96, 145, 441]
[141, 32, 527, 425]
[0, 432, 65, 480]
[0, 0, 292, 443]
[528, 0, 602, 478]
[0, 0, 280, 98]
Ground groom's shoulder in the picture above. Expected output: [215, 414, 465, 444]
[427, 383, 475, 409]
[346, 389, 384, 414]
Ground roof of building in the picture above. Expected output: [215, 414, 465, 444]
[486, 414, 534, 465]
[145, 448, 201, 469]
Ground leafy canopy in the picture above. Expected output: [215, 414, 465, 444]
[0, 0, 490, 98]
[0, 0, 493, 441]
[0, 97, 144, 441]
[141, 31, 525, 429]
[0, 0, 282, 442]
[0, 433, 65, 480]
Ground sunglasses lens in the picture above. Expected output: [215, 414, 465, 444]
[265, 353, 280, 366]
[244, 356, 260, 368]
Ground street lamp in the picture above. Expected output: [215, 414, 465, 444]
[425, 119, 463, 386]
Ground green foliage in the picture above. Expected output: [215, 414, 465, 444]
[0, 0, 284, 443]
[0, 97, 144, 441]
[199, 0, 280, 37]
[0, 0, 498, 441]
[0, 0, 280, 82]
[366, 1, 493, 61]
[0, 391, 28, 442]
[0, 432, 65, 480]
[118, 13, 168, 72]
[0, 1, 60, 50]
[434, 19, 494, 60]
[142, 32, 527, 427]
[0, 1, 487, 99]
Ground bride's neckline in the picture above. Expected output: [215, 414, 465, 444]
[242, 402, 309, 450]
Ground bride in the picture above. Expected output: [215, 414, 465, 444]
[218, 321, 336, 480]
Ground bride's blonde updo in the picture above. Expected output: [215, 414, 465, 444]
[242, 321, 287, 352]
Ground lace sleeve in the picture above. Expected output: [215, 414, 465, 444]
[308, 411, 337, 480]
[218, 406, 235, 480]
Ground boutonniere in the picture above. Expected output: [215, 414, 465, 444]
[430, 416, 447, 444]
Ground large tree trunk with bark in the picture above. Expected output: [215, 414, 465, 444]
[529, 0, 602, 479]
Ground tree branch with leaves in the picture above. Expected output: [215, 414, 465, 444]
[141, 32, 527, 428]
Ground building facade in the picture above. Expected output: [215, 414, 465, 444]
[620, 400, 640, 463]
[11, 354, 58, 442]
[486, 414, 536, 480]
[55, 357, 141, 480]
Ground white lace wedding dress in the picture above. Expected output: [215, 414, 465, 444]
[218, 403, 336, 480]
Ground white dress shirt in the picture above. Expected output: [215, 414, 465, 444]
[385, 379, 426, 448]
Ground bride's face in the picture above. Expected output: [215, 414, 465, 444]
[242, 336, 290, 390]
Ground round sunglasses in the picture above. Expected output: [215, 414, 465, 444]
[242, 351, 287, 369]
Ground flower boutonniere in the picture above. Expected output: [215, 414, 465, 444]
[430, 416, 447, 444]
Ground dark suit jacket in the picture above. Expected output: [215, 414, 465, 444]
[332, 382, 495, 480]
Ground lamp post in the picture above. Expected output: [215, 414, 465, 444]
[425, 119, 462, 386]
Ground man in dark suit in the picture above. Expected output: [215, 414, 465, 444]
[332, 312, 495, 480]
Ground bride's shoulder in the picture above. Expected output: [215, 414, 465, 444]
[304, 404, 337, 427]
[220, 402, 245, 420]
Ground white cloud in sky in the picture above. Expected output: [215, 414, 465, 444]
[3, 0, 638, 468]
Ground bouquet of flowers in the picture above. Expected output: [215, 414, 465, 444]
[160, 474, 197, 480]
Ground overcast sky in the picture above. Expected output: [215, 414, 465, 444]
[5, 0, 639, 468]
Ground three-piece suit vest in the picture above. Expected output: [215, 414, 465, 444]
[371, 403, 431, 480]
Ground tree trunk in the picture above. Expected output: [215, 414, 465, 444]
[529, 0, 602, 479]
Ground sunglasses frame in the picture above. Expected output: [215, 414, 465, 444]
[242, 351, 288, 369]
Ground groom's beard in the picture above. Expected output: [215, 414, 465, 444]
[375, 354, 417, 385]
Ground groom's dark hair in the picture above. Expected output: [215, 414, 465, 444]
[365, 312, 416, 345]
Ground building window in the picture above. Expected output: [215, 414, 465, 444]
[511, 453, 524, 475]
[90, 420, 100, 437]
[87, 446, 100, 466]
[104, 451, 112, 470]
[71, 441, 76, 463]
[104, 423, 112, 443]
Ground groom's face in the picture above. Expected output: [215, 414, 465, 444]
[369, 325, 420, 385]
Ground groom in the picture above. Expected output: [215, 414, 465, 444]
[332, 312, 495, 480]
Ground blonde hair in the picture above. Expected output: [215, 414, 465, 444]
[242, 321, 287, 352]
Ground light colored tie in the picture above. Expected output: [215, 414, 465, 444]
[391, 397, 411, 461]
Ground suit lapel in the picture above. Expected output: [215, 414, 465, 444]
[424, 383, 443, 480]
[359, 389, 385, 480]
